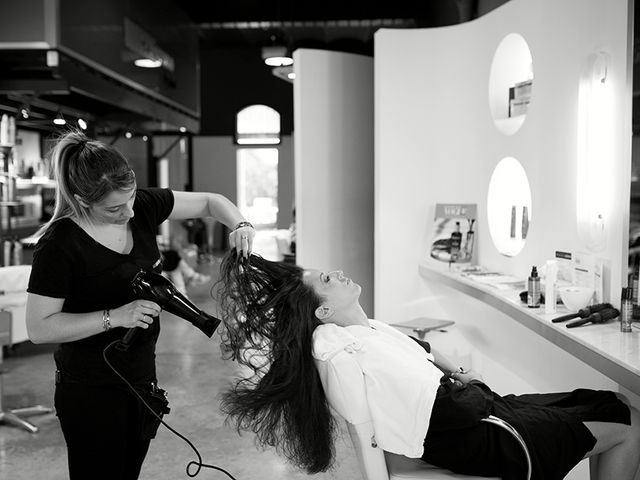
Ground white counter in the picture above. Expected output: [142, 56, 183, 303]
[418, 263, 640, 396]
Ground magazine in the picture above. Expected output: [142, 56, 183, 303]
[429, 203, 477, 265]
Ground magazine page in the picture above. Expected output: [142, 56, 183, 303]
[428, 203, 477, 267]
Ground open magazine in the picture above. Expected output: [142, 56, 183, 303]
[429, 203, 477, 265]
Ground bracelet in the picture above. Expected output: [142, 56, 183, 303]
[233, 221, 254, 231]
[102, 309, 112, 332]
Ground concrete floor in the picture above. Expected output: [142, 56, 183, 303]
[0, 255, 361, 480]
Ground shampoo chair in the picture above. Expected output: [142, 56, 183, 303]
[315, 342, 532, 480]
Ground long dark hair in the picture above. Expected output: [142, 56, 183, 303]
[216, 251, 338, 473]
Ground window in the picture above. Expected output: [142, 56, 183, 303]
[237, 148, 278, 227]
[236, 105, 281, 145]
[236, 105, 281, 229]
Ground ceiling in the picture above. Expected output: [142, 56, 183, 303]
[0, 0, 509, 138]
[178, 0, 484, 56]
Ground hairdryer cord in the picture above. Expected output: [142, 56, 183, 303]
[103, 340, 238, 479]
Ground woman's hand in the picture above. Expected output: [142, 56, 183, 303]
[111, 300, 162, 329]
[229, 223, 255, 258]
[450, 368, 484, 384]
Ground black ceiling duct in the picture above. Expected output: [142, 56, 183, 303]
[0, 0, 200, 135]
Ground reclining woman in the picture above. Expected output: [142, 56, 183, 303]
[215, 252, 640, 480]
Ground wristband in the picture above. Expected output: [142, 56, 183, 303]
[102, 309, 112, 332]
[233, 221, 254, 231]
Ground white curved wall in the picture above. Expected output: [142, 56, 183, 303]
[375, 0, 632, 322]
[375, 3, 633, 477]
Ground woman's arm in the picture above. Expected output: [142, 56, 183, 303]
[26, 293, 161, 344]
[169, 191, 254, 256]
[430, 345, 483, 384]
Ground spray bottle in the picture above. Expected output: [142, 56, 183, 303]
[527, 266, 540, 308]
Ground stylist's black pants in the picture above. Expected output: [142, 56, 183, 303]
[55, 382, 151, 480]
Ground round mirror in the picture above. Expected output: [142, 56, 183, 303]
[487, 157, 532, 257]
[488, 33, 534, 135]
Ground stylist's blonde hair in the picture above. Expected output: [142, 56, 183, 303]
[35, 130, 136, 237]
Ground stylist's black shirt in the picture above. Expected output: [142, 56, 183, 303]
[28, 188, 174, 385]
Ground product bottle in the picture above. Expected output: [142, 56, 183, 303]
[3, 239, 11, 266]
[0, 114, 8, 145]
[633, 255, 640, 320]
[527, 266, 541, 308]
[7, 115, 15, 146]
[544, 260, 558, 314]
[449, 221, 462, 262]
[12, 238, 22, 266]
[621, 287, 633, 333]
[510, 205, 517, 238]
[521, 206, 529, 239]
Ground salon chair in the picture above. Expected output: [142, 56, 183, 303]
[315, 342, 532, 480]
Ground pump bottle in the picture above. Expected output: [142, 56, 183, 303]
[527, 266, 540, 308]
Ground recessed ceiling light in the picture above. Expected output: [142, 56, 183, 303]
[53, 111, 66, 125]
[134, 58, 162, 68]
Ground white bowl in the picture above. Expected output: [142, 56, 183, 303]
[558, 286, 594, 312]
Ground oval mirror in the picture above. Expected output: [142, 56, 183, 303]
[488, 33, 534, 135]
[487, 157, 532, 257]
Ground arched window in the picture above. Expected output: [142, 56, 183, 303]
[235, 105, 280, 230]
[235, 104, 281, 145]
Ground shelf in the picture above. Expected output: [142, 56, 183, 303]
[419, 263, 640, 396]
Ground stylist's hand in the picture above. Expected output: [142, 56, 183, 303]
[111, 300, 162, 329]
[229, 224, 255, 258]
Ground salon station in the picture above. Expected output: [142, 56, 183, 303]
[0, 0, 638, 479]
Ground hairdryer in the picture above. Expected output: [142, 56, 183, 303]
[118, 269, 220, 350]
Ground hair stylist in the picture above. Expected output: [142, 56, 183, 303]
[25, 130, 255, 480]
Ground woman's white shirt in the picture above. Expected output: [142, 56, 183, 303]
[313, 319, 443, 457]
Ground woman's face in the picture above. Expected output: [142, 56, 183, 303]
[302, 269, 361, 311]
[89, 186, 136, 225]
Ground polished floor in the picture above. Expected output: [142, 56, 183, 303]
[0, 254, 361, 480]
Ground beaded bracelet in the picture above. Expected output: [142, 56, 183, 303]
[102, 309, 112, 332]
[233, 221, 254, 231]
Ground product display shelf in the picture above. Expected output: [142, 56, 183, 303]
[418, 263, 640, 396]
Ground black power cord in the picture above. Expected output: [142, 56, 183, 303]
[103, 339, 238, 479]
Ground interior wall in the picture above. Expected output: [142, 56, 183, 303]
[375, 0, 632, 322]
[294, 48, 375, 315]
[375, 3, 632, 476]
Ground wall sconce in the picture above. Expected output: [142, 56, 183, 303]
[576, 51, 613, 252]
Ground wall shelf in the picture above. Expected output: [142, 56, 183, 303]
[419, 263, 640, 396]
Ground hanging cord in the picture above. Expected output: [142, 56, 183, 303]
[103, 340, 238, 479]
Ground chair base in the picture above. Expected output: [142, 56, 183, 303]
[0, 405, 53, 433]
